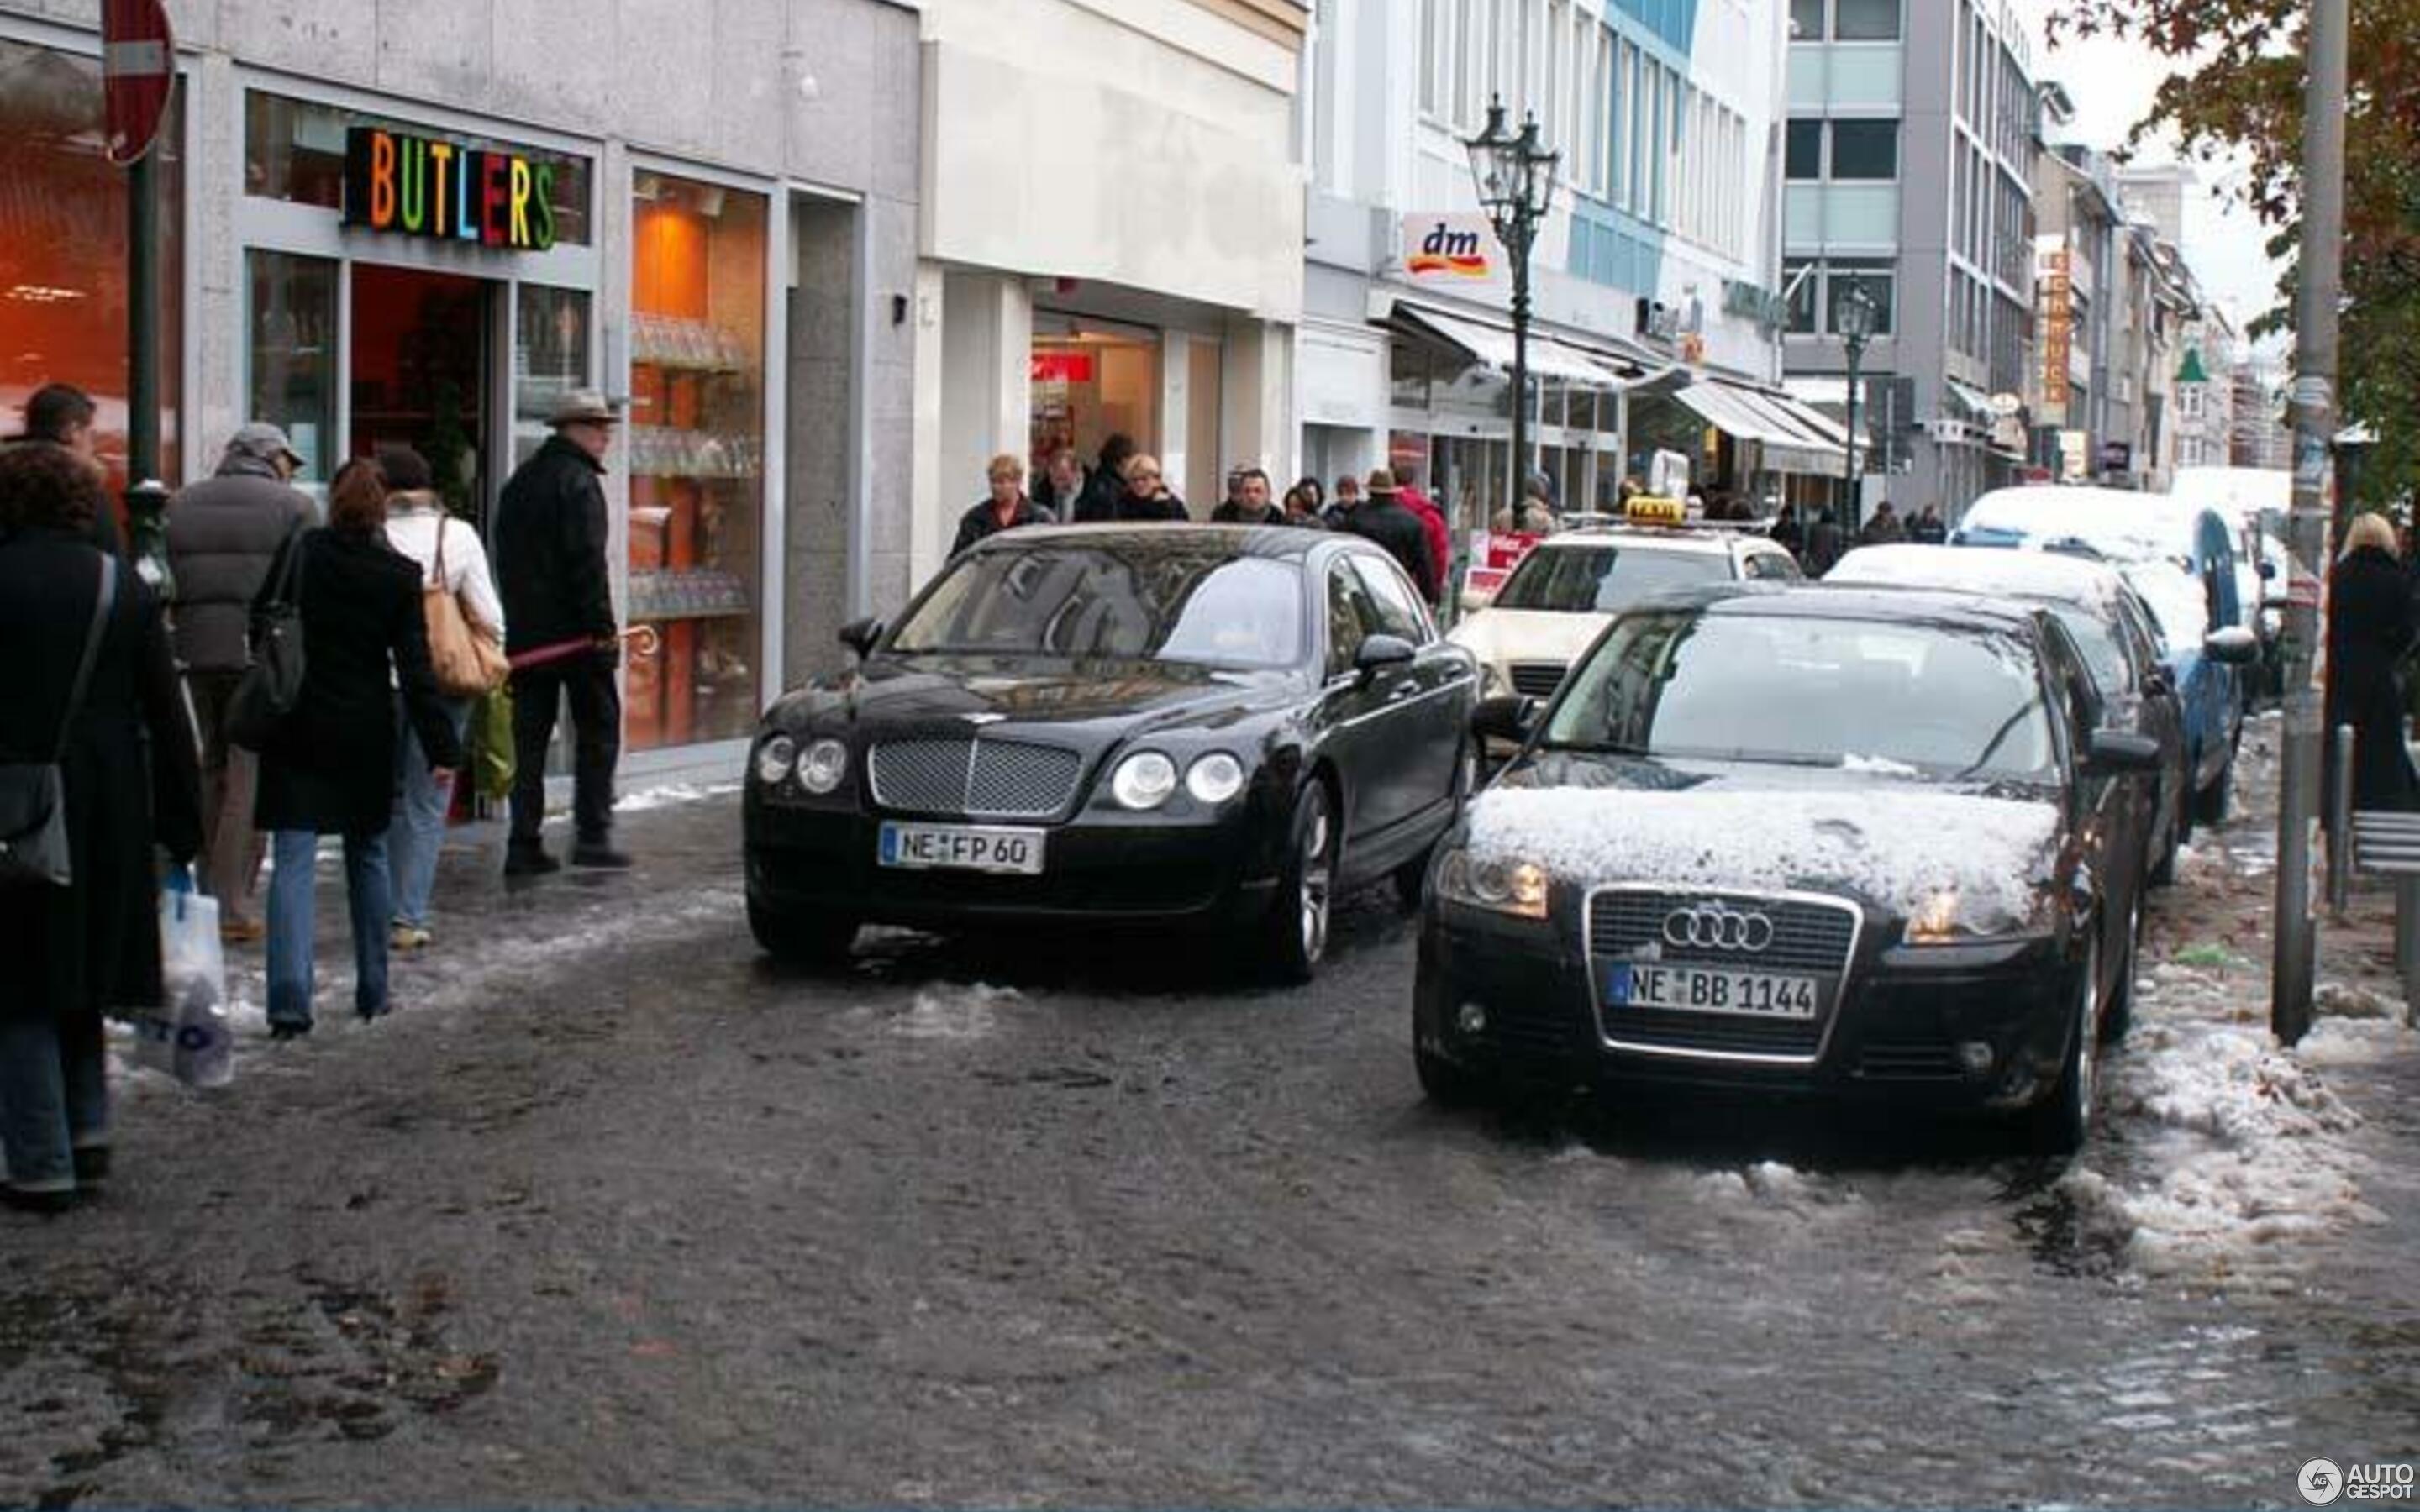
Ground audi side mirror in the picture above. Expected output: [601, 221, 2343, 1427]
[1472, 695, 1535, 747]
[838, 617, 885, 659]
[2085, 728, 2165, 775]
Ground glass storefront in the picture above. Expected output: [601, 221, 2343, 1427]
[245, 250, 338, 481]
[245, 92, 592, 245]
[627, 170, 766, 752]
[0, 37, 186, 492]
[513, 284, 591, 470]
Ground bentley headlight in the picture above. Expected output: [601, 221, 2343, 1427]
[1111, 750, 1179, 811]
[1436, 847, 1550, 921]
[797, 738, 849, 795]
[1480, 661, 1508, 698]
[753, 733, 797, 787]
[1185, 753, 1247, 806]
[1903, 885, 2054, 944]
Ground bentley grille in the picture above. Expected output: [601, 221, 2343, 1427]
[867, 738, 1084, 819]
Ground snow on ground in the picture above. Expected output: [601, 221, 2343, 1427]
[615, 781, 742, 814]
[889, 982, 1019, 1042]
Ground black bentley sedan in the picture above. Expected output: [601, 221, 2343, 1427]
[1413, 584, 2161, 1152]
[745, 525, 1479, 979]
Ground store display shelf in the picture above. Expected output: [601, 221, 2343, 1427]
[629, 567, 752, 622]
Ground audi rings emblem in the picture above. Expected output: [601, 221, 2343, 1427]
[1664, 902, 1776, 953]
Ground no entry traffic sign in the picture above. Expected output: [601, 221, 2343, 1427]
[103, 0, 175, 167]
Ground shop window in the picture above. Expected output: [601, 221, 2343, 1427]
[2, 38, 186, 491]
[1785, 119, 1823, 181]
[1833, 0, 1901, 39]
[1828, 120, 1898, 180]
[627, 171, 766, 751]
[514, 286, 592, 470]
[246, 251, 338, 482]
[244, 92, 592, 245]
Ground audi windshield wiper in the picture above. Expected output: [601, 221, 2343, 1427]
[1952, 696, 2044, 782]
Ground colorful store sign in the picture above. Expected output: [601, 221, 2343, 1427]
[344, 126, 557, 251]
[1402, 213, 1505, 295]
[2037, 246, 2072, 420]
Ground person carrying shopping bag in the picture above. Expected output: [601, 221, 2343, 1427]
[251, 459, 464, 1040]
[0, 444, 202, 1210]
[376, 446, 505, 953]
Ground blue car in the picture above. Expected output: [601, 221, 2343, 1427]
[1952, 488, 2260, 826]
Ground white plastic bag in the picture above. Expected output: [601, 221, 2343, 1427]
[136, 874, 234, 1089]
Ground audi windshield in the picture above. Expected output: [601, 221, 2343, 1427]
[889, 544, 1307, 670]
[1494, 544, 1730, 613]
[1541, 610, 2059, 785]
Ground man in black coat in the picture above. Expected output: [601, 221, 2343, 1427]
[1212, 467, 1286, 525]
[1345, 470, 1440, 602]
[1073, 433, 1137, 523]
[493, 390, 626, 875]
[952, 454, 1056, 556]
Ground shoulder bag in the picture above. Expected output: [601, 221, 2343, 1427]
[0, 556, 118, 888]
[424, 517, 509, 697]
[227, 526, 311, 752]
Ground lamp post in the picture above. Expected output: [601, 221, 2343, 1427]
[1834, 278, 1878, 537]
[1465, 98, 1560, 512]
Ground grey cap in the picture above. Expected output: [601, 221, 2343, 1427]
[546, 388, 622, 428]
[226, 423, 303, 467]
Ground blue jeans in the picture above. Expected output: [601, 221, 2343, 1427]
[266, 828, 392, 1030]
[0, 1011, 108, 1194]
[387, 695, 471, 931]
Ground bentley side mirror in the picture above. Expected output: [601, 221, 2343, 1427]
[1353, 633, 1418, 684]
[1472, 695, 1536, 747]
[2085, 729, 2165, 775]
[838, 617, 885, 659]
[2204, 625, 2260, 666]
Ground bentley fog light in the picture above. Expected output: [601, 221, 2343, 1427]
[797, 738, 849, 795]
[1111, 750, 1179, 810]
[753, 734, 797, 786]
[1185, 753, 1247, 805]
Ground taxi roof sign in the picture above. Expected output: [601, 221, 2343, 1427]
[1625, 495, 1688, 527]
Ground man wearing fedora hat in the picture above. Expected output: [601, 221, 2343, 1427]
[493, 389, 628, 875]
[1345, 469, 1440, 604]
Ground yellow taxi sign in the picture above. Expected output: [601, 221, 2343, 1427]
[1625, 495, 1688, 527]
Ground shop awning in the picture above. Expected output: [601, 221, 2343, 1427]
[1941, 378, 1996, 425]
[1668, 377, 1851, 475]
[1384, 302, 1651, 389]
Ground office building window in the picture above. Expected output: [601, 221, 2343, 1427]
[1835, 0, 1902, 40]
[1829, 261, 1896, 336]
[1785, 259, 1819, 334]
[1786, 119, 1823, 180]
[1790, 0, 1823, 39]
[1828, 119, 1899, 180]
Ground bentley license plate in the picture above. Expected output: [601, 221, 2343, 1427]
[1606, 963, 1818, 1020]
[877, 822, 1046, 875]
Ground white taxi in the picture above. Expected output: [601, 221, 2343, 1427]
[1449, 507, 1802, 702]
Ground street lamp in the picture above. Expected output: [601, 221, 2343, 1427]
[1465, 97, 1560, 512]
[1834, 276, 1879, 535]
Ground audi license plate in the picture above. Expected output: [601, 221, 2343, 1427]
[877, 822, 1046, 875]
[1606, 963, 1818, 1020]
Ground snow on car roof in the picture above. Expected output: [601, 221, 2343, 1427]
[1827, 543, 2128, 611]
[1537, 526, 1739, 555]
[1959, 487, 2207, 563]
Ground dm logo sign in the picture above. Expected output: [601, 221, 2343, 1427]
[1402, 213, 1502, 291]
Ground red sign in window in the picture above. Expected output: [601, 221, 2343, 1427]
[1031, 351, 1096, 385]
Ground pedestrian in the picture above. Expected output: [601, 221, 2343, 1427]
[1295, 475, 1327, 519]
[953, 453, 1056, 555]
[6, 383, 119, 554]
[1281, 482, 1328, 529]
[1806, 507, 1847, 576]
[1114, 454, 1188, 521]
[164, 423, 313, 946]
[2327, 512, 2420, 816]
[1323, 473, 1361, 530]
[1032, 446, 1086, 518]
[1212, 466, 1285, 525]
[253, 459, 465, 1040]
[1909, 502, 1949, 544]
[1074, 433, 1136, 523]
[1858, 501, 1906, 545]
[1397, 473, 1453, 601]
[1346, 470, 1441, 603]
[1770, 507, 1804, 558]
[493, 389, 626, 876]
[0, 443, 202, 1210]
[1218, 465, 1248, 519]
[379, 444, 503, 953]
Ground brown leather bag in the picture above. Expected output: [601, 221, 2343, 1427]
[424, 517, 508, 696]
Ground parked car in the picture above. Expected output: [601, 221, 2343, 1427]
[1953, 486, 2255, 822]
[1412, 584, 2162, 1153]
[744, 525, 1480, 981]
[1449, 518, 1801, 704]
[1826, 543, 2192, 885]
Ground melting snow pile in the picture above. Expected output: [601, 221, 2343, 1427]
[615, 781, 742, 814]
[1465, 787, 2057, 921]
[893, 982, 1020, 1042]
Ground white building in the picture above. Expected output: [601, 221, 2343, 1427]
[908, 0, 1307, 581]
[1296, 0, 1840, 530]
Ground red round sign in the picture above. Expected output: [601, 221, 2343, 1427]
[103, 0, 175, 167]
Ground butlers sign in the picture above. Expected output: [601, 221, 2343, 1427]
[344, 127, 558, 252]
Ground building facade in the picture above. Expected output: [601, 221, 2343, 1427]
[2030, 140, 2120, 485]
[1297, 0, 1840, 538]
[2, 0, 920, 776]
[908, 0, 1306, 585]
[1783, 0, 2043, 522]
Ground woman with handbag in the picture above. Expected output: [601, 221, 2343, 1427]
[0, 444, 202, 1211]
[253, 459, 465, 1039]
[376, 446, 505, 952]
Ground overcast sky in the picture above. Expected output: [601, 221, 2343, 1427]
[2023, 6, 2292, 355]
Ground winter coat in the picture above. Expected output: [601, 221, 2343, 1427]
[0, 531, 202, 1023]
[493, 434, 613, 656]
[385, 491, 506, 642]
[1033, 470, 1086, 517]
[1401, 486, 1453, 592]
[165, 453, 317, 674]
[251, 528, 466, 838]
[1073, 461, 1129, 523]
[2326, 544, 2418, 811]
[1806, 518, 1847, 576]
[1345, 497, 1442, 603]
[1858, 513, 1907, 546]
[1211, 501, 1286, 526]
[1115, 490, 1190, 522]
[1909, 515, 1949, 545]
[952, 495, 1056, 557]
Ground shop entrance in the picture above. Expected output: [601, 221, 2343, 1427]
[349, 264, 496, 519]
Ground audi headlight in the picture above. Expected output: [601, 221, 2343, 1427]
[1903, 885, 2054, 945]
[797, 738, 849, 795]
[753, 733, 797, 787]
[1436, 847, 1550, 921]
[1110, 750, 1179, 811]
[1186, 753, 1247, 806]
